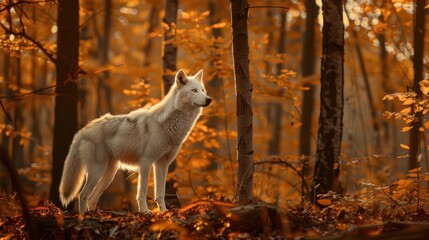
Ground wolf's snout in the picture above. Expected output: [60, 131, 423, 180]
[205, 97, 212, 106]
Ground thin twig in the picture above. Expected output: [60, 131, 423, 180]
[0, 99, 13, 123]
[255, 157, 310, 194]
[0, 65, 121, 99]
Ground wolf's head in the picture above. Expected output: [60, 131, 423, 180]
[174, 69, 212, 110]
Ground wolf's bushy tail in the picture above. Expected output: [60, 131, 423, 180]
[59, 137, 85, 207]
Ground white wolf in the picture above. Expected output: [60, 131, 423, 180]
[59, 69, 211, 213]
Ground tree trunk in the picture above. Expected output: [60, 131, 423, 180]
[162, 0, 179, 94]
[299, 0, 318, 157]
[345, 10, 381, 151]
[299, 0, 319, 158]
[267, 10, 286, 156]
[162, 0, 180, 209]
[230, 0, 254, 204]
[49, 0, 79, 208]
[143, 2, 162, 67]
[408, 0, 426, 170]
[97, 0, 113, 114]
[0, 53, 11, 192]
[311, 0, 344, 202]
[13, 55, 24, 167]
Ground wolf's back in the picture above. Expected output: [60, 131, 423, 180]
[59, 135, 85, 207]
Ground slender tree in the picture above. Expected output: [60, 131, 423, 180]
[230, 0, 253, 203]
[267, 10, 286, 156]
[408, 0, 426, 170]
[311, 0, 344, 202]
[49, 0, 79, 207]
[162, 0, 181, 209]
[97, 0, 113, 114]
[345, 9, 381, 151]
[299, 0, 318, 157]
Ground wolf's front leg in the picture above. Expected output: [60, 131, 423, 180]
[137, 161, 152, 212]
[153, 160, 170, 212]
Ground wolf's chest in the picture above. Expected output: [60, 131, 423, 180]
[160, 112, 196, 145]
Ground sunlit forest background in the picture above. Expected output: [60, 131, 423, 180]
[0, 0, 428, 225]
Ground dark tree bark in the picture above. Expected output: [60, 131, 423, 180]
[311, 0, 344, 202]
[162, 0, 181, 209]
[230, 0, 254, 204]
[408, 0, 426, 170]
[49, 0, 79, 208]
[162, 0, 179, 93]
[12, 55, 24, 167]
[299, 0, 318, 157]
[0, 53, 11, 192]
[143, 2, 162, 67]
[97, 0, 113, 114]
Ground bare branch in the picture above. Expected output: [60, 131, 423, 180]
[0, 22, 57, 63]
[0, 65, 121, 100]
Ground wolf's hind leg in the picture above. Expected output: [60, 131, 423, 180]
[78, 144, 108, 213]
[87, 160, 119, 211]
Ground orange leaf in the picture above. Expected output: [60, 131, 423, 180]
[336, 223, 348, 230]
[401, 126, 413, 132]
[317, 199, 332, 206]
[408, 167, 422, 173]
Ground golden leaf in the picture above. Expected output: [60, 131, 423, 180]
[400, 144, 410, 150]
[212, 22, 227, 29]
[161, 22, 169, 30]
[419, 79, 429, 95]
[200, 10, 210, 17]
[181, 11, 190, 19]
[402, 99, 415, 105]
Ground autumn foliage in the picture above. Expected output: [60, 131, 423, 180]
[1, 0, 429, 239]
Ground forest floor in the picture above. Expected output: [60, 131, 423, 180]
[2, 200, 429, 239]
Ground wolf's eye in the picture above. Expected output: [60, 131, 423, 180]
[191, 89, 197, 92]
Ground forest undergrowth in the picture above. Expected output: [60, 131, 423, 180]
[2, 164, 429, 239]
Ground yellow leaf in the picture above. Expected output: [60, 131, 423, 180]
[336, 223, 348, 230]
[400, 144, 410, 150]
[212, 22, 227, 29]
[424, 121, 429, 129]
[419, 127, 425, 132]
[408, 167, 422, 173]
[161, 22, 169, 30]
[402, 99, 414, 105]
[181, 11, 190, 19]
[200, 10, 210, 18]
[400, 107, 411, 114]
[401, 126, 413, 132]
[317, 199, 331, 206]
[419, 80, 429, 95]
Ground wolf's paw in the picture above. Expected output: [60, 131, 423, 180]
[136, 210, 154, 218]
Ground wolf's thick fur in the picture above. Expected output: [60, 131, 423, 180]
[59, 69, 211, 213]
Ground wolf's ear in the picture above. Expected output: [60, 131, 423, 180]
[194, 69, 204, 82]
[176, 69, 188, 86]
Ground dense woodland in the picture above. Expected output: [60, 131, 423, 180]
[0, 0, 429, 239]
